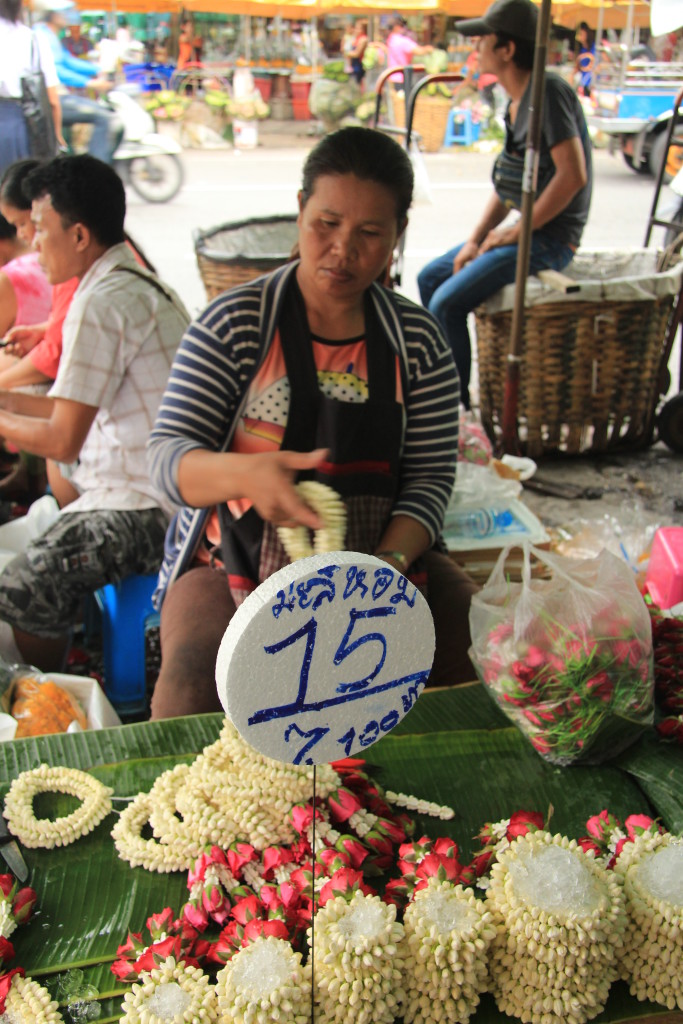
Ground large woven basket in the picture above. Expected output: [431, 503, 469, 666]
[194, 214, 299, 301]
[391, 91, 452, 153]
[475, 250, 683, 457]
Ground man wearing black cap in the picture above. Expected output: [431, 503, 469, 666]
[418, 0, 591, 410]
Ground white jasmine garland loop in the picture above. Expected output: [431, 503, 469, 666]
[120, 955, 217, 1024]
[111, 792, 199, 873]
[112, 719, 343, 871]
[276, 481, 347, 560]
[1, 972, 64, 1022]
[3, 764, 113, 849]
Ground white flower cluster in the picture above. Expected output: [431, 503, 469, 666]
[120, 956, 217, 1023]
[614, 832, 682, 1011]
[0, 898, 16, 940]
[384, 791, 455, 821]
[215, 935, 311, 1024]
[347, 808, 377, 837]
[1, 972, 63, 1022]
[310, 889, 406, 1024]
[3, 764, 113, 849]
[401, 879, 496, 1024]
[112, 719, 341, 872]
[277, 481, 347, 560]
[485, 830, 626, 1024]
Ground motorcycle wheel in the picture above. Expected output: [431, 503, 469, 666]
[126, 154, 184, 203]
[649, 130, 683, 184]
[622, 150, 650, 175]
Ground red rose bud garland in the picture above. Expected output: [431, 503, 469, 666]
[472, 604, 654, 765]
[647, 601, 683, 743]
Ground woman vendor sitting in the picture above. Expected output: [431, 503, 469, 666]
[147, 126, 478, 720]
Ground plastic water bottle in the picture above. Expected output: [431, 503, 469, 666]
[447, 507, 521, 540]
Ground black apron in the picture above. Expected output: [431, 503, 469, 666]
[217, 278, 405, 605]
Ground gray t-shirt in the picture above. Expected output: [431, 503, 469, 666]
[492, 72, 593, 248]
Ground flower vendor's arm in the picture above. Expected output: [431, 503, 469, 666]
[375, 296, 459, 569]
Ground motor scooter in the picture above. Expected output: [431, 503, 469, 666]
[105, 86, 184, 204]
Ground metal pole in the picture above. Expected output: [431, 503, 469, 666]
[500, 0, 553, 454]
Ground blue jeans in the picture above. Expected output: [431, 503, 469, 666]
[60, 94, 121, 165]
[418, 234, 576, 409]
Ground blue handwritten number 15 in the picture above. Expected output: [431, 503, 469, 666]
[256, 607, 396, 763]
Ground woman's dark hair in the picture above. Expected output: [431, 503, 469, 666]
[0, 159, 41, 211]
[0, 0, 22, 23]
[23, 154, 126, 248]
[300, 126, 414, 225]
[0, 212, 17, 241]
[494, 31, 535, 71]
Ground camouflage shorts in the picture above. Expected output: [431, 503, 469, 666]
[0, 507, 168, 638]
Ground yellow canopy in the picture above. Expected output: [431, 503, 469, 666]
[64, 0, 650, 32]
[548, 0, 652, 29]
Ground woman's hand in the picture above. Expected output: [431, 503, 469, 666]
[246, 449, 327, 530]
[2, 324, 46, 357]
[176, 446, 328, 528]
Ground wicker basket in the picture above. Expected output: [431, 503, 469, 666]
[475, 250, 683, 457]
[194, 215, 299, 301]
[391, 91, 452, 153]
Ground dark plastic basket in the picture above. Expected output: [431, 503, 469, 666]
[193, 214, 299, 300]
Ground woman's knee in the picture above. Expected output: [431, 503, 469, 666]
[150, 567, 235, 718]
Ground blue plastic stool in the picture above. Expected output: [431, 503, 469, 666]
[94, 574, 160, 715]
[444, 107, 475, 147]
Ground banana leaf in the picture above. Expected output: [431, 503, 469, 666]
[0, 684, 680, 1023]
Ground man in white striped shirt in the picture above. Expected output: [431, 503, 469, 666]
[0, 154, 188, 671]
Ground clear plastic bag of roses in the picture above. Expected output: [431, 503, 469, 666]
[468, 543, 655, 766]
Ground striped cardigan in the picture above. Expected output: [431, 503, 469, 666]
[147, 262, 460, 608]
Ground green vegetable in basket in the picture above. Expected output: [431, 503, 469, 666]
[424, 50, 449, 75]
[355, 99, 376, 122]
[205, 90, 229, 109]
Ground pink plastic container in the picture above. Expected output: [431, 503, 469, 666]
[645, 526, 683, 609]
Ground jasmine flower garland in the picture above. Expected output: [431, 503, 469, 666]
[614, 831, 683, 1011]
[401, 879, 496, 1024]
[485, 830, 627, 1024]
[3, 765, 112, 849]
[119, 956, 217, 1023]
[310, 890, 406, 1024]
[112, 720, 343, 872]
[0, 973, 63, 1022]
[277, 481, 347, 560]
[214, 935, 311, 1024]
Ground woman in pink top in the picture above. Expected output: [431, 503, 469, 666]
[0, 213, 51, 339]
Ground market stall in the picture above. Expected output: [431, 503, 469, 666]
[1, 682, 680, 1022]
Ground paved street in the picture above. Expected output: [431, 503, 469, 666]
[124, 139, 673, 318]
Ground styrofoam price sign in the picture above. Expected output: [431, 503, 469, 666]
[216, 552, 435, 765]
